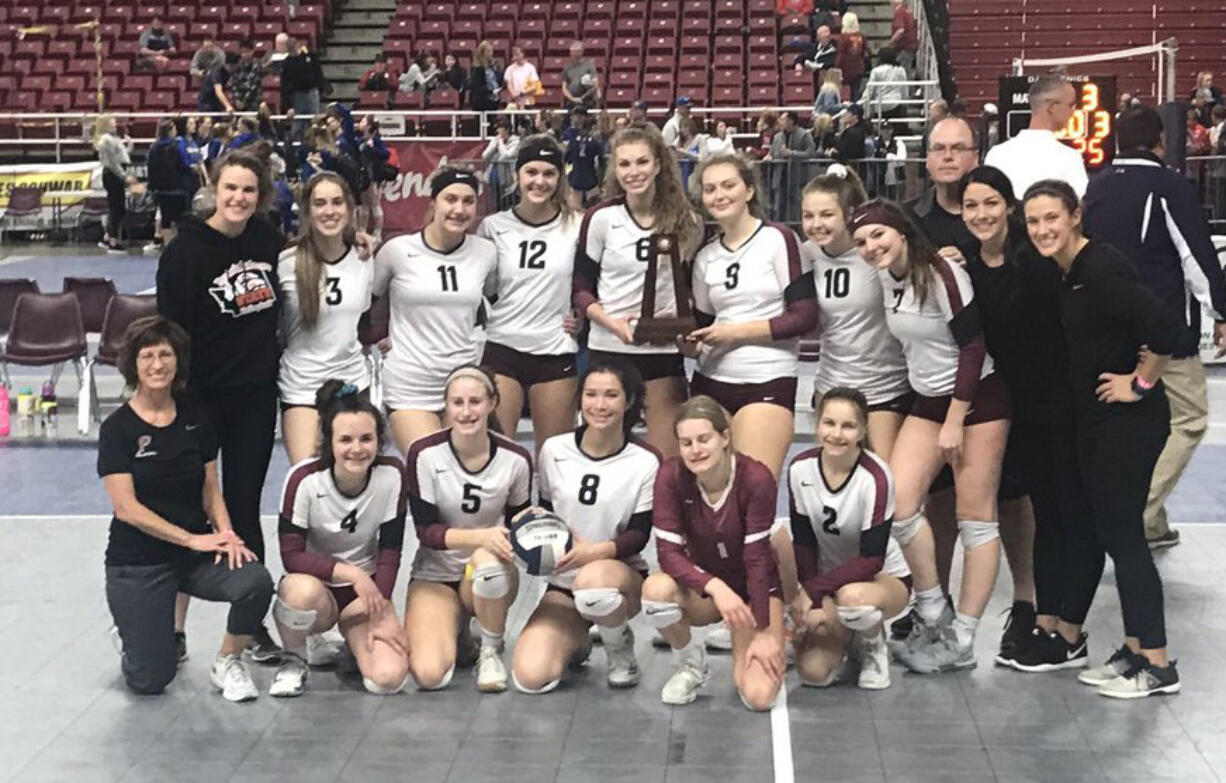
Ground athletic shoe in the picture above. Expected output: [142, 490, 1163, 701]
[604, 626, 640, 688]
[651, 628, 671, 649]
[895, 622, 976, 674]
[142, 241, 163, 255]
[889, 603, 953, 661]
[661, 648, 709, 705]
[174, 631, 188, 664]
[210, 654, 259, 702]
[1010, 631, 1089, 673]
[889, 606, 917, 642]
[306, 631, 344, 668]
[1078, 644, 1145, 686]
[105, 243, 127, 255]
[995, 600, 1036, 667]
[457, 616, 480, 668]
[589, 625, 603, 646]
[856, 627, 891, 690]
[108, 625, 124, 655]
[476, 645, 508, 693]
[569, 633, 593, 669]
[1097, 660, 1180, 699]
[269, 654, 308, 698]
[1147, 529, 1181, 550]
[705, 622, 733, 652]
[247, 625, 283, 664]
[802, 654, 857, 688]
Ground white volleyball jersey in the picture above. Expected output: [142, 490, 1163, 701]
[406, 429, 533, 582]
[576, 198, 681, 355]
[878, 256, 994, 398]
[277, 245, 373, 405]
[279, 456, 406, 585]
[477, 208, 580, 356]
[788, 448, 909, 579]
[805, 241, 910, 405]
[373, 231, 497, 409]
[537, 428, 660, 589]
[691, 221, 811, 383]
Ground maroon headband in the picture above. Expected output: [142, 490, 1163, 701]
[847, 202, 908, 235]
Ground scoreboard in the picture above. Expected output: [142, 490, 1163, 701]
[998, 75, 1118, 169]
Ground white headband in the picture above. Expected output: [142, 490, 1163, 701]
[445, 366, 496, 397]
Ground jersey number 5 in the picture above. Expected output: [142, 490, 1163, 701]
[517, 240, 547, 269]
[577, 473, 600, 505]
[438, 265, 459, 292]
[325, 276, 343, 305]
[820, 505, 839, 535]
[339, 509, 358, 534]
[461, 482, 482, 513]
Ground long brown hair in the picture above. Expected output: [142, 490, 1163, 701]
[690, 153, 768, 220]
[292, 172, 358, 328]
[861, 199, 943, 306]
[603, 124, 700, 249]
[673, 394, 732, 450]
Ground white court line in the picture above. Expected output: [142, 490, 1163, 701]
[771, 683, 795, 783]
[138, 286, 156, 294]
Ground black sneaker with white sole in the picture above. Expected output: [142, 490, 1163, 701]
[995, 600, 1036, 667]
[1010, 631, 1089, 672]
[1097, 659, 1181, 699]
[247, 624, 283, 664]
[1146, 529, 1181, 550]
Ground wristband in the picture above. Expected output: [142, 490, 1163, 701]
[1131, 375, 1156, 398]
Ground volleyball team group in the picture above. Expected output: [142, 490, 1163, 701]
[100, 89, 1201, 713]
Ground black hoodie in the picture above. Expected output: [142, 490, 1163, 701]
[156, 213, 284, 391]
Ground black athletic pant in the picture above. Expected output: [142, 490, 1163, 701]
[106, 555, 274, 695]
[1063, 396, 1170, 649]
[196, 384, 278, 563]
[102, 169, 126, 241]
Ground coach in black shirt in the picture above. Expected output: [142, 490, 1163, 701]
[906, 114, 979, 260]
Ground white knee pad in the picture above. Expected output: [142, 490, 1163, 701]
[273, 596, 317, 631]
[958, 519, 1000, 550]
[416, 664, 455, 691]
[892, 510, 925, 546]
[837, 605, 883, 631]
[738, 687, 779, 712]
[470, 562, 512, 600]
[641, 600, 683, 629]
[512, 672, 560, 694]
[573, 588, 624, 621]
[363, 672, 412, 695]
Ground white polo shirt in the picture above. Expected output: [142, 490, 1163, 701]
[984, 129, 1089, 199]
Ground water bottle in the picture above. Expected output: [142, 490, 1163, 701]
[15, 387, 34, 437]
[41, 399, 58, 439]
[0, 385, 9, 437]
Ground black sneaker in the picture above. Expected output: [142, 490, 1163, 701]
[1097, 659, 1181, 699]
[1010, 630, 1089, 672]
[247, 624, 283, 664]
[890, 607, 917, 642]
[995, 600, 1036, 666]
[1147, 529, 1181, 550]
[174, 630, 188, 664]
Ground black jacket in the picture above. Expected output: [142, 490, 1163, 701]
[1083, 152, 1226, 356]
[469, 64, 503, 111]
[156, 213, 284, 391]
[280, 50, 325, 103]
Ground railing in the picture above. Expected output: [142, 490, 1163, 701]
[1186, 155, 1226, 231]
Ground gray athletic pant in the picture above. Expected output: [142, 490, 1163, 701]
[105, 555, 274, 695]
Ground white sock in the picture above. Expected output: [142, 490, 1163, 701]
[915, 586, 946, 624]
[675, 635, 704, 666]
[596, 621, 629, 649]
[952, 612, 979, 648]
[479, 625, 503, 651]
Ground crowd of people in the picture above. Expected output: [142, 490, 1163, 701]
[96, 70, 1222, 713]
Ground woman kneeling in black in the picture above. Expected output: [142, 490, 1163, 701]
[99, 316, 274, 701]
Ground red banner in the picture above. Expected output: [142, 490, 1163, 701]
[378, 140, 490, 234]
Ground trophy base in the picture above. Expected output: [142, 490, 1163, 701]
[633, 317, 697, 345]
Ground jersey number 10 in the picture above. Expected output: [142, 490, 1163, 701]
[823, 268, 850, 299]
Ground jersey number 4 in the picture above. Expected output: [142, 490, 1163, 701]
[339, 509, 358, 534]
[325, 276, 343, 305]
[577, 473, 600, 505]
[517, 240, 547, 269]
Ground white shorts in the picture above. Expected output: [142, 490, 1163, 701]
[410, 547, 469, 584]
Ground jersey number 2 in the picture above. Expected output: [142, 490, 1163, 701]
[339, 510, 358, 534]
[438, 265, 459, 292]
[578, 473, 600, 505]
[325, 276, 343, 305]
[461, 482, 482, 513]
[517, 240, 547, 269]
[820, 505, 839, 535]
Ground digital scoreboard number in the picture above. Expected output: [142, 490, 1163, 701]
[999, 75, 1117, 169]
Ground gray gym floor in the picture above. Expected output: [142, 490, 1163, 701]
[3, 249, 1226, 782]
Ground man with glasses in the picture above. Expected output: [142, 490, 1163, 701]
[906, 114, 979, 260]
[985, 74, 1089, 197]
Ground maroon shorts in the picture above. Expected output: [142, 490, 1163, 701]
[868, 391, 916, 415]
[588, 349, 686, 383]
[691, 373, 797, 415]
[908, 372, 1012, 425]
[329, 585, 359, 613]
[482, 341, 577, 390]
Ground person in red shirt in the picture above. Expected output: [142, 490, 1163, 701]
[835, 12, 871, 102]
[641, 395, 786, 710]
[889, 0, 919, 74]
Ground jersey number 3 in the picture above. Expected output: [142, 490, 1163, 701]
[339, 509, 358, 534]
[518, 240, 547, 269]
[325, 276, 343, 305]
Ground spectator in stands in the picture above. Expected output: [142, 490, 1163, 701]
[205, 121, 233, 163]
[266, 33, 291, 75]
[172, 115, 205, 198]
[137, 17, 176, 72]
[147, 119, 191, 247]
[1190, 71, 1222, 128]
[1210, 104, 1226, 150]
[358, 52, 399, 97]
[438, 53, 467, 101]
[532, 109, 561, 138]
[230, 40, 265, 113]
[977, 102, 999, 160]
[827, 103, 868, 163]
[1117, 92, 1135, 116]
[810, 112, 836, 152]
[281, 39, 326, 139]
[662, 96, 694, 147]
[399, 52, 439, 93]
[889, 0, 919, 74]
[705, 120, 735, 156]
[1187, 106, 1212, 156]
[861, 47, 908, 121]
[795, 24, 837, 75]
[985, 74, 1088, 197]
[191, 39, 225, 83]
[198, 52, 236, 114]
[565, 114, 605, 207]
[920, 97, 948, 155]
[770, 110, 817, 221]
[298, 124, 339, 182]
[676, 120, 703, 186]
[483, 119, 520, 205]
[504, 46, 542, 109]
[813, 67, 843, 117]
[228, 117, 261, 151]
[469, 40, 503, 111]
[628, 100, 650, 125]
[835, 12, 870, 102]
[1083, 106, 1226, 551]
[873, 120, 907, 199]
[561, 41, 601, 111]
[94, 115, 135, 253]
[748, 109, 779, 160]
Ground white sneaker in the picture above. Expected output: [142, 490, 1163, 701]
[602, 626, 640, 688]
[1078, 644, 1142, 686]
[269, 654, 308, 698]
[661, 647, 709, 705]
[108, 625, 123, 656]
[476, 645, 508, 693]
[142, 241, 162, 255]
[210, 654, 259, 702]
[705, 622, 733, 652]
[307, 631, 345, 667]
[856, 627, 891, 690]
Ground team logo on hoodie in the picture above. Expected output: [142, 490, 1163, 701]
[209, 259, 277, 317]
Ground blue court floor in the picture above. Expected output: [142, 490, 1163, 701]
[3, 248, 1226, 782]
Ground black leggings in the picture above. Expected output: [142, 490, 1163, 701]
[102, 169, 126, 241]
[196, 385, 278, 562]
[1063, 397, 1170, 649]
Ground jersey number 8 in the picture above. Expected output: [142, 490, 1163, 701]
[578, 474, 600, 505]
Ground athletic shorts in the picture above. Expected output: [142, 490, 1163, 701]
[691, 373, 797, 415]
[154, 193, 187, 225]
[867, 391, 915, 415]
[587, 349, 686, 383]
[279, 384, 370, 415]
[482, 341, 577, 390]
[908, 372, 1013, 426]
[544, 568, 649, 600]
[330, 585, 359, 613]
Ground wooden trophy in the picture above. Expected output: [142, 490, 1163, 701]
[632, 233, 695, 344]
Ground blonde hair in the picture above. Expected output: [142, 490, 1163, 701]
[690, 153, 767, 220]
[841, 12, 861, 33]
[821, 68, 843, 87]
[515, 134, 575, 222]
[674, 395, 733, 450]
[474, 40, 494, 68]
[292, 172, 358, 329]
[92, 114, 116, 144]
[603, 124, 700, 248]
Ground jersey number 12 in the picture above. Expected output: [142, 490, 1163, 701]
[517, 240, 547, 269]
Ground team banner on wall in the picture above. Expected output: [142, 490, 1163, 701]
[0, 160, 98, 207]
[379, 140, 490, 233]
